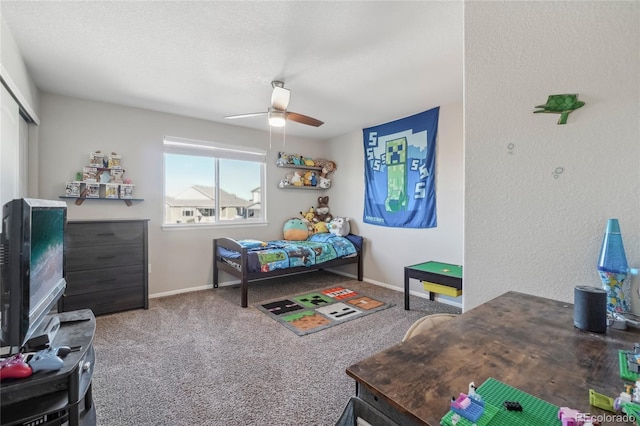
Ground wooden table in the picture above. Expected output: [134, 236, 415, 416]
[346, 291, 639, 425]
[404, 261, 462, 310]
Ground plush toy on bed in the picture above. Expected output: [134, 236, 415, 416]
[328, 217, 350, 236]
[283, 218, 311, 241]
[300, 207, 316, 223]
[312, 221, 329, 234]
[314, 196, 333, 223]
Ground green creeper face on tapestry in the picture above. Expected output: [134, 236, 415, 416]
[533, 94, 585, 125]
[384, 137, 409, 213]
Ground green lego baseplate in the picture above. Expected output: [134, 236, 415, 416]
[619, 349, 640, 381]
[440, 378, 561, 426]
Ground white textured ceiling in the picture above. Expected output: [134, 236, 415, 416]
[1, 1, 463, 140]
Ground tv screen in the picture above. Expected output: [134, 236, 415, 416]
[1, 198, 67, 355]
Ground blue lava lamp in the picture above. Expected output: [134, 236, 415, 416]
[597, 218, 630, 313]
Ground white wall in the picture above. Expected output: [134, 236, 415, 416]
[1, 85, 20, 206]
[0, 16, 39, 122]
[37, 93, 329, 296]
[0, 17, 39, 204]
[464, 1, 640, 311]
[326, 102, 464, 295]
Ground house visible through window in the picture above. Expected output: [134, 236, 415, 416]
[163, 137, 266, 225]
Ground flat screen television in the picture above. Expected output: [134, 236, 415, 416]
[0, 198, 67, 355]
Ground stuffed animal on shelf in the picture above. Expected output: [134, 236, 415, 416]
[290, 171, 303, 186]
[303, 170, 317, 186]
[318, 176, 331, 189]
[314, 196, 332, 223]
[328, 217, 350, 236]
[276, 152, 288, 166]
[314, 159, 328, 170]
[321, 160, 337, 177]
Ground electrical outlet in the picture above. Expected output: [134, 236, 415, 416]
[148, 263, 151, 274]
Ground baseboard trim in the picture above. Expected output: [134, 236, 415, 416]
[150, 268, 462, 309]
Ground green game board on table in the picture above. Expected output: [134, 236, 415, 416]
[440, 378, 561, 426]
[411, 261, 463, 279]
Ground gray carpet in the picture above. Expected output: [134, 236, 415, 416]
[92, 271, 460, 425]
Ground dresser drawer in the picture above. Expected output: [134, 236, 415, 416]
[66, 221, 145, 247]
[66, 243, 143, 271]
[60, 287, 146, 316]
[65, 265, 143, 296]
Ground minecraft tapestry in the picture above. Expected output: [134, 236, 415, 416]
[363, 107, 439, 228]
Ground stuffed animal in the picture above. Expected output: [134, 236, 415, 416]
[303, 158, 315, 167]
[276, 152, 288, 166]
[321, 160, 337, 177]
[291, 171, 303, 186]
[312, 221, 329, 234]
[300, 207, 316, 223]
[279, 174, 291, 187]
[318, 176, 331, 189]
[328, 217, 350, 236]
[314, 159, 328, 170]
[303, 170, 316, 186]
[283, 218, 310, 241]
[314, 196, 332, 223]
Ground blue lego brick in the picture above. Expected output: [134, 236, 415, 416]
[451, 399, 485, 422]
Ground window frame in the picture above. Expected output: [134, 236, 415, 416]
[163, 136, 267, 228]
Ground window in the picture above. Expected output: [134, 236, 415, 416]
[164, 137, 266, 226]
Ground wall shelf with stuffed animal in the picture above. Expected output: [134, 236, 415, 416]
[276, 164, 321, 172]
[276, 152, 336, 190]
[279, 185, 325, 190]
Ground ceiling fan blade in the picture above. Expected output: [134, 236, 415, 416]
[224, 112, 267, 120]
[271, 86, 290, 111]
[286, 111, 324, 127]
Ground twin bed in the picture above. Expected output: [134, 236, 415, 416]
[213, 233, 364, 307]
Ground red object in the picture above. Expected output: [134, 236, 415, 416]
[0, 353, 33, 380]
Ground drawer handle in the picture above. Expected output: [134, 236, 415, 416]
[97, 278, 117, 284]
[96, 255, 116, 260]
[96, 233, 115, 237]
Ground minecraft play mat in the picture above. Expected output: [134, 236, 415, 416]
[256, 286, 394, 336]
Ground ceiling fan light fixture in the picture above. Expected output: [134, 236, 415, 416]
[268, 110, 286, 127]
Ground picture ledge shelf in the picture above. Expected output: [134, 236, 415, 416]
[278, 185, 326, 191]
[59, 196, 144, 207]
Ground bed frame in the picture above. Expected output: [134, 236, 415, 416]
[213, 237, 363, 307]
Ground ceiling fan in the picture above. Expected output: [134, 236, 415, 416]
[224, 81, 324, 127]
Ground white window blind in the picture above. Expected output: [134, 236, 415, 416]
[163, 136, 266, 163]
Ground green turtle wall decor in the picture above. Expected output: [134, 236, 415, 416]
[534, 94, 585, 124]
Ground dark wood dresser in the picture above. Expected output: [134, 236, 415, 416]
[60, 219, 149, 315]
